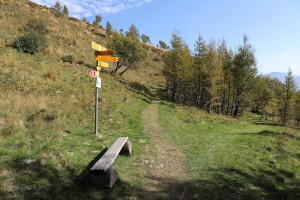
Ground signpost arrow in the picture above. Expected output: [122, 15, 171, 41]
[97, 61, 109, 68]
[95, 51, 114, 56]
[91, 42, 107, 51]
[95, 56, 118, 62]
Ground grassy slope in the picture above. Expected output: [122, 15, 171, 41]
[0, 0, 164, 199]
[158, 99, 300, 200]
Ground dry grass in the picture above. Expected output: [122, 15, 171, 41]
[43, 70, 57, 81]
[49, 26, 59, 33]
[42, 45, 54, 55]
[4, 53, 16, 68]
[55, 48, 64, 58]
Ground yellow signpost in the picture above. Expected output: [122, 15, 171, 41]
[90, 41, 118, 135]
[95, 51, 114, 56]
[91, 42, 107, 51]
[97, 61, 109, 68]
[95, 56, 118, 62]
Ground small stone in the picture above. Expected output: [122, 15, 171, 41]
[18, 120, 25, 128]
[0, 118, 5, 125]
[142, 160, 149, 164]
[40, 159, 46, 166]
[100, 144, 105, 149]
[25, 159, 36, 164]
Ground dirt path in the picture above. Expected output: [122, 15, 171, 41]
[140, 89, 188, 199]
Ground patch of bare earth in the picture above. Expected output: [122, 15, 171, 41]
[140, 92, 188, 199]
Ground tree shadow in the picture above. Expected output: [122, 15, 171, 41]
[242, 130, 299, 140]
[116, 80, 153, 103]
[2, 152, 300, 200]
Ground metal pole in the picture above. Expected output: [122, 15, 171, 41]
[95, 81, 98, 135]
[95, 61, 99, 135]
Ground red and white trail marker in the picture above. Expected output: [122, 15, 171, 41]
[90, 71, 100, 77]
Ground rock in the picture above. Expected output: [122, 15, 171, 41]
[0, 118, 5, 125]
[40, 159, 46, 166]
[25, 159, 36, 164]
[142, 160, 149, 164]
[139, 140, 146, 143]
[91, 166, 118, 189]
[18, 120, 25, 128]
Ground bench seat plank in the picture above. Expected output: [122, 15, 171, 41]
[91, 137, 128, 172]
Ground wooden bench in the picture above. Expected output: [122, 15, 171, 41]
[90, 137, 132, 188]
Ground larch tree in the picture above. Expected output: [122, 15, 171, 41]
[125, 24, 140, 39]
[54, 1, 62, 12]
[159, 40, 169, 49]
[206, 41, 225, 114]
[232, 34, 257, 117]
[193, 34, 208, 108]
[63, 5, 69, 16]
[281, 69, 296, 125]
[106, 21, 112, 34]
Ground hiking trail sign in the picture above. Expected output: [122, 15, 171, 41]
[90, 41, 118, 135]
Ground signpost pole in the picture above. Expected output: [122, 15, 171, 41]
[95, 62, 99, 135]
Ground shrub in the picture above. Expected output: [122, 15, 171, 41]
[62, 55, 74, 63]
[13, 33, 45, 54]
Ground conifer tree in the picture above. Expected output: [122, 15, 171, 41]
[294, 91, 300, 127]
[63, 5, 69, 16]
[193, 34, 207, 108]
[162, 30, 193, 102]
[206, 41, 225, 113]
[125, 24, 139, 39]
[106, 21, 112, 34]
[95, 15, 102, 24]
[54, 1, 62, 12]
[141, 34, 151, 44]
[159, 40, 169, 49]
[281, 69, 296, 125]
[82, 17, 89, 23]
[232, 34, 257, 117]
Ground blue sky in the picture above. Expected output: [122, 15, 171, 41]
[31, 0, 300, 75]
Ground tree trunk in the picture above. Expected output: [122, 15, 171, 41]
[171, 82, 177, 101]
[265, 106, 268, 121]
[233, 99, 241, 118]
[119, 67, 130, 76]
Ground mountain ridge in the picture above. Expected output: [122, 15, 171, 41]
[265, 72, 300, 89]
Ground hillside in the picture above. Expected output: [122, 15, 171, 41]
[0, 1, 300, 200]
[266, 72, 300, 90]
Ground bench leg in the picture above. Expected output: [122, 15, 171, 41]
[120, 140, 132, 156]
[91, 166, 118, 188]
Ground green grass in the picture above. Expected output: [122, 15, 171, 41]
[158, 100, 300, 200]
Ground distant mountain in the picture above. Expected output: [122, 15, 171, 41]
[266, 72, 300, 90]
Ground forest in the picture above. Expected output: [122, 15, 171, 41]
[162, 31, 300, 127]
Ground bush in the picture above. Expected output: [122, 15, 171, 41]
[62, 55, 74, 63]
[13, 33, 45, 54]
